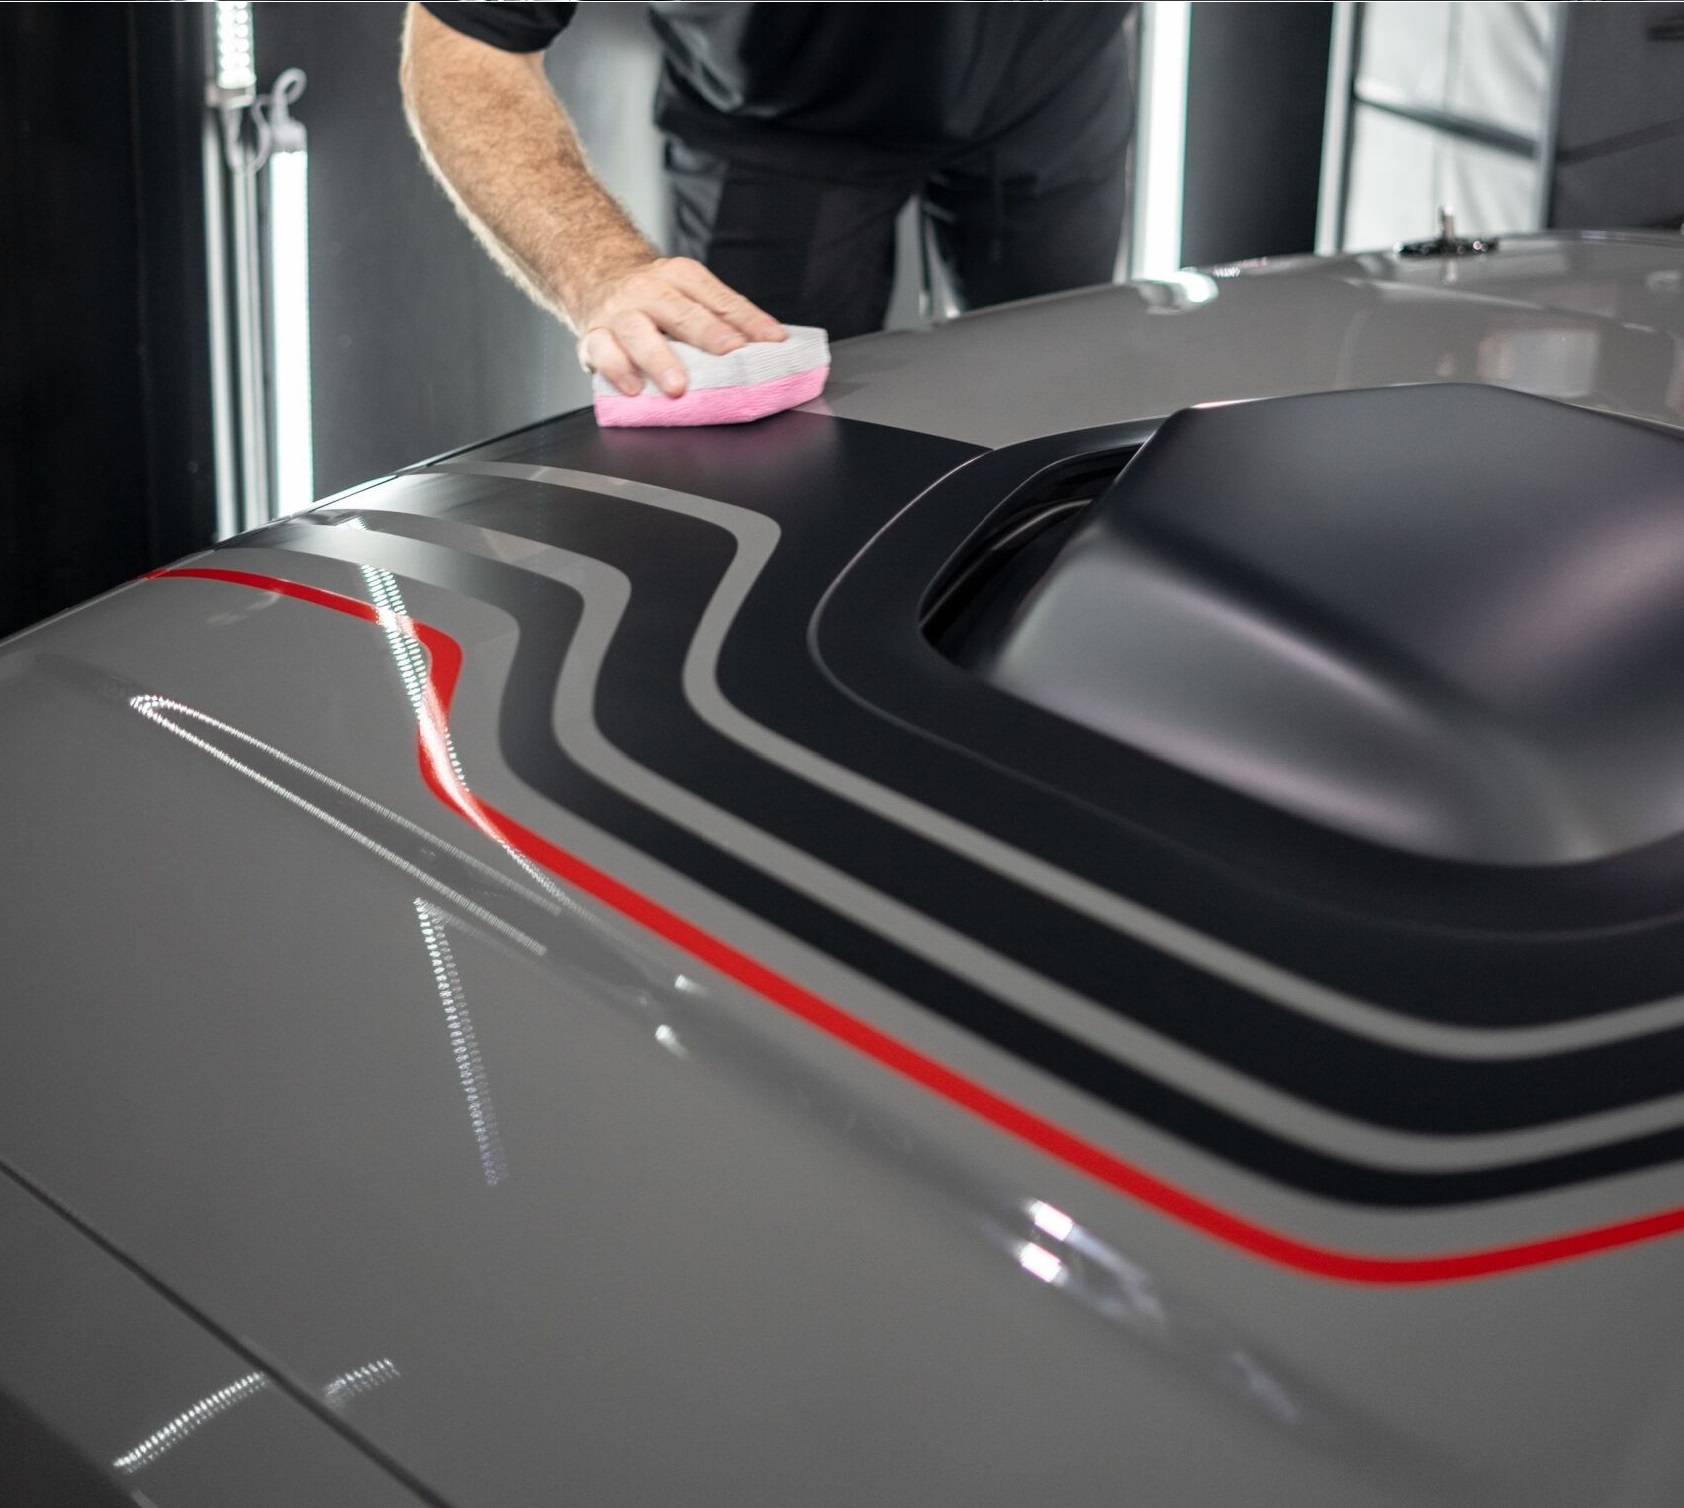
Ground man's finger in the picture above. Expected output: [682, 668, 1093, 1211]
[665, 257, 785, 341]
[579, 327, 645, 397]
[609, 310, 690, 396]
[644, 287, 752, 356]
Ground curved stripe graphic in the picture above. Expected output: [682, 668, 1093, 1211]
[308, 509, 1684, 1177]
[146, 564, 1684, 1284]
[424, 461, 1684, 1065]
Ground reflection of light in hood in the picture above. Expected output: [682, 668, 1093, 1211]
[114, 1371, 269, 1474]
[1028, 1199, 1075, 1242]
[999, 1197, 1306, 1429]
[322, 1357, 401, 1410]
[342, 521, 564, 905]
[112, 1358, 402, 1474]
[129, 694, 548, 955]
[416, 899, 508, 1187]
[1016, 1242, 1067, 1285]
[654, 1023, 690, 1058]
[1140, 269, 1220, 310]
[1476, 326, 1598, 398]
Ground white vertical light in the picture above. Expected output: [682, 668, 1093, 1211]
[205, 2, 256, 538]
[1315, 1, 1359, 255]
[1131, 2, 1191, 279]
[213, 2, 255, 95]
[267, 71, 314, 515]
[201, 112, 239, 541]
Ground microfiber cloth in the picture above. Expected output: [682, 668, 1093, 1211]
[592, 325, 829, 427]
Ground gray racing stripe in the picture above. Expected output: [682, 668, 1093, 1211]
[343, 506, 1684, 1175]
[427, 459, 1684, 1064]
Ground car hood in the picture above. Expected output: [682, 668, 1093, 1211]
[819, 230, 1684, 444]
[5, 234, 1684, 1506]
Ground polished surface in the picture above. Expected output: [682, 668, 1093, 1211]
[5, 233, 1684, 1504]
[0, 538, 1678, 1505]
[819, 232, 1684, 443]
[0, 1170, 425, 1506]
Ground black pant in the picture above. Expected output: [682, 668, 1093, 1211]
[664, 63, 1133, 338]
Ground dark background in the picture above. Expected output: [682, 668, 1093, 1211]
[1, 6, 213, 640]
[1549, 2, 1684, 231]
[1180, 2, 1333, 267]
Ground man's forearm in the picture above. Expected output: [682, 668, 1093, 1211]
[400, 4, 651, 327]
[400, 4, 782, 396]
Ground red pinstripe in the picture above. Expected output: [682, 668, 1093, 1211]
[148, 565, 1684, 1284]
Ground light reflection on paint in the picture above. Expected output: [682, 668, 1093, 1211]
[322, 1357, 401, 1410]
[1028, 1199, 1076, 1243]
[340, 523, 564, 906]
[655, 1023, 690, 1058]
[1224, 1348, 1302, 1427]
[992, 1196, 1327, 1439]
[415, 899, 509, 1187]
[1017, 1241, 1067, 1285]
[113, 1355, 400, 1475]
[1476, 325, 1598, 399]
[113, 1371, 268, 1474]
[359, 559, 493, 837]
[1004, 1199, 1168, 1338]
[1142, 268, 1220, 309]
[130, 694, 549, 955]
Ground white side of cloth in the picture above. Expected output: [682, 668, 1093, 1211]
[590, 325, 830, 396]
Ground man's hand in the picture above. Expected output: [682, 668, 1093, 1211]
[575, 256, 785, 398]
[401, 5, 783, 399]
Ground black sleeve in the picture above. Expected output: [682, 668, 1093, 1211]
[419, 3, 578, 54]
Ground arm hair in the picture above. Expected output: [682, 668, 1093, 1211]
[399, 4, 653, 329]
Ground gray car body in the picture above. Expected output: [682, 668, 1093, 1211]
[4, 231, 1684, 1506]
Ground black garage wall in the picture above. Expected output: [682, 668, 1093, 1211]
[0, 4, 214, 640]
[1179, 4, 1333, 268]
[1549, 2, 1684, 232]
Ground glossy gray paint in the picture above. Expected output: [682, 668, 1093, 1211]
[0, 1170, 427, 1505]
[5, 234, 1684, 1504]
[219, 511, 1684, 1250]
[1, 564, 1674, 1508]
[816, 232, 1684, 445]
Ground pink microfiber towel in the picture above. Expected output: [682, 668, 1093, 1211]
[593, 325, 829, 427]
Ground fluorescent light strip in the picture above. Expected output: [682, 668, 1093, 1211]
[214, 2, 255, 93]
[1316, 1, 1359, 255]
[268, 145, 315, 515]
[1132, 2, 1191, 278]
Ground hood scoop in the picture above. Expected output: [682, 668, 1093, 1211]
[936, 384, 1684, 866]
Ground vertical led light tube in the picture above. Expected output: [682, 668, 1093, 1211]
[1315, 1, 1360, 255]
[205, 1, 257, 539]
[266, 70, 314, 516]
[201, 109, 239, 541]
[213, 1, 255, 93]
[1130, 2, 1191, 279]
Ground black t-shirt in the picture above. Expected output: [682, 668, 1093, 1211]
[421, 3, 1130, 170]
